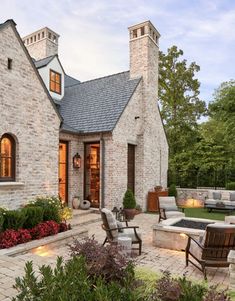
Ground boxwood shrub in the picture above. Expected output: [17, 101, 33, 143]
[28, 196, 62, 223]
[3, 209, 26, 231]
[22, 206, 44, 229]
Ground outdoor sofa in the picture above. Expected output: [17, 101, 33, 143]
[204, 190, 235, 210]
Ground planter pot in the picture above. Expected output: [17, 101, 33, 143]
[123, 208, 136, 220]
[80, 200, 91, 210]
[72, 197, 80, 209]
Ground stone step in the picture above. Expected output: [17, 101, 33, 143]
[70, 208, 101, 227]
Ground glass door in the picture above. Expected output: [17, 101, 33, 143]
[59, 141, 68, 205]
[84, 142, 100, 208]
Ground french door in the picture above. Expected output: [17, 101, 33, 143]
[59, 141, 68, 204]
[84, 142, 100, 208]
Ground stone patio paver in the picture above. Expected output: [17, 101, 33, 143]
[0, 212, 231, 300]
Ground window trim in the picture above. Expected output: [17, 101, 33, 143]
[49, 69, 62, 95]
[0, 134, 16, 182]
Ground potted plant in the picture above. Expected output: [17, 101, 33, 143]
[123, 189, 136, 220]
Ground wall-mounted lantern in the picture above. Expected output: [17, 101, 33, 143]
[73, 153, 81, 168]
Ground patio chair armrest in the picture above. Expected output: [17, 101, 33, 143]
[119, 226, 139, 230]
[102, 224, 119, 231]
[186, 234, 204, 249]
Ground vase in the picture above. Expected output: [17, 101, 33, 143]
[72, 197, 80, 209]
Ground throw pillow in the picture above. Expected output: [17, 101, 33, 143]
[230, 192, 235, 202]
[213, 191, 221, 200]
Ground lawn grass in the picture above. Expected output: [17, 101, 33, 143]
[184, 207, 235, 221]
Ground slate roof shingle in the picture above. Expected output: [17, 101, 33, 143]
[64, 74, 81, 88]
[59, 71, 141, 134]
[34, 55, 56, 68]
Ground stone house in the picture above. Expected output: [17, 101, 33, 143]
[0, 19, 168, 211]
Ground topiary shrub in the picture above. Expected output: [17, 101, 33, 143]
[168, 184, 178, 198]
[123, 189, 136, 209]
[3, 209, 26, 231]
[22, 206, 44, 229]
[226, 182, 235, 190]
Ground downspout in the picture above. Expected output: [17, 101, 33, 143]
[100, 134, 105, 208]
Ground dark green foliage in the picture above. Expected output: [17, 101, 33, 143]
[29, 196, 62, 223]
[226, 182, 235, 190]
[123, 189, 136, 209]
[3, 210, 26, 231]
[13, 256, 140, 301]
[0, 211, 4, 233]
[168, 184, 177, 198]
[22, 206, 44, 229]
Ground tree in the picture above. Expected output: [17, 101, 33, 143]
[159, 46, 207, 184]
[209, 80, 235, 156]
[159, 46, 206, 157]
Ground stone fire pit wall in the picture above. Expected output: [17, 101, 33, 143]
[152, 217, 221, 251]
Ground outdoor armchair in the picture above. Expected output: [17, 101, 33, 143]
[100, 208, 142, 255]
[185, 223, 235, 279]
[158, 196, 185, 223]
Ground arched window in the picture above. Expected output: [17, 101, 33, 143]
[0, 134, 15, 181]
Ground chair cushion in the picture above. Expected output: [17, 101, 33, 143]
[230, 192, 235, 202]
[162, 205, 178, 211]
[117, 221, 124, 232]
[118, 228, 141, 243]
[165, 211, 185, 219]
[159, 196, 176, 209]
[207, 222, 235, 229]
[213, 191, 221, 200]
[101, 208, 118, 238]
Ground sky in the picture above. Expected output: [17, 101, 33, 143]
[1, 0, 235, 104]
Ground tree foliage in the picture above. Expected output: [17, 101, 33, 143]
[159, 45, 206, 179]
[159, 47, 235, 188]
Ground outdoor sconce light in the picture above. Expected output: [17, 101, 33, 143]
[73, 153, 81, 168]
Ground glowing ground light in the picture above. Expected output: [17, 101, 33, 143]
[31, 245, 54, 257]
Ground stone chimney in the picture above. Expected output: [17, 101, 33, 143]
[23, 27, 59, 60]
[129, 20, 160, 92]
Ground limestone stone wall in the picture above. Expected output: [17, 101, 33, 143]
[0, 22, 60, 209]
[113, 21, 169, 211]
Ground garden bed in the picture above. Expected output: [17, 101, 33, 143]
[0, 226, 88, 257]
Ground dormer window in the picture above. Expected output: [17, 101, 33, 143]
[50, 69, 61, 94]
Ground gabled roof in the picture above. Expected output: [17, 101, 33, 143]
[34, 54, 66, 75]
[59, 71, 141, 134]
[34, 55, 56, 68]
[0, 19, 62, 121]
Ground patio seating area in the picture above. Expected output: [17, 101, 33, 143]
[0, 211, 231, 300]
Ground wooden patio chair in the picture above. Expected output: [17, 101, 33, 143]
[100, 208, 142, 255]
[158, 196, 185, 223]
[185, 223, 235, 279]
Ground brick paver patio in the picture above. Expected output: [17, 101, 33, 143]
[0, 212, 230, 300]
